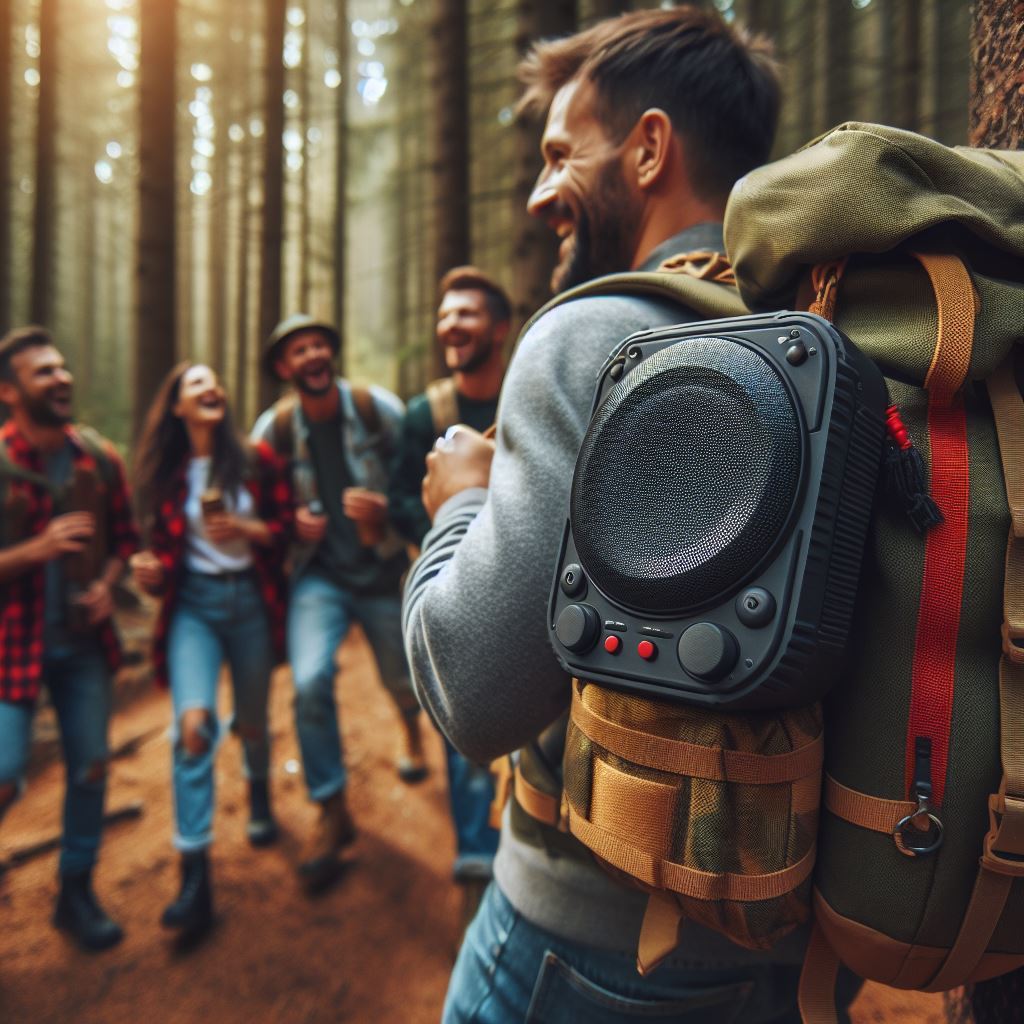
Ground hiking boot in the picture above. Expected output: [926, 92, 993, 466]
[161, 851, 213, 938]
[246, 779, 278, 848]
[298, 789, 356, 888]
[53, 869, 124, 952]
[396, 714, 428, 784]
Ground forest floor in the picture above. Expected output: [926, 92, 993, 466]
[0, 605, 953, 1024]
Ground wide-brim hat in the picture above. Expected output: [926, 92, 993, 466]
[262, 313, 341, 381]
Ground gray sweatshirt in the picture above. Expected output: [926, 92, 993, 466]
[402, 225, 806, 965]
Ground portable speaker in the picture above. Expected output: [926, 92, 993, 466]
[548, 312, 888, 710]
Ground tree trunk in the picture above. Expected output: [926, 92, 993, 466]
[822, 0, 853, 131]
[135, 0, 177, 433]
[511, 0, 576, 331]
[882, 0, 922, 131]
[428, 0, 469, 376]
[582, 0, 631, 26]
[333, 0, 349, 365]
[258, 0, 286, 410]
[969, 0, 1024, 148]
[298, 1, 311, 311]
[0, 0, 12, 330]
[30, 0, 58, 326]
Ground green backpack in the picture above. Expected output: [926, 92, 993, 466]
[508, 123, 1024, 1015]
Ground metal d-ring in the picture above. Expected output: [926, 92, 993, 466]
[893, 802, 944, 857]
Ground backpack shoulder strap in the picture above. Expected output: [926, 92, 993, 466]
[523, 251, 747, 339]
[71, 425, 117, 487]
[271, 394, 299, 458]
[350, 385, 382, 436]
[424, 377, 460, 436]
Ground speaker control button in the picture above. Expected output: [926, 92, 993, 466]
[555, 604, 600, 653]
[735, 588, 776, 628]
[677, 623, 739, 681]
[560, 563, 587, 598]
[603, 635, 622, 655]
[637, 640, 657, 661]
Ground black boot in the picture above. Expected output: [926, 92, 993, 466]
[161, 851, 213, 937]
[247, 779, 277, 848]
[53, 869, 124, 951]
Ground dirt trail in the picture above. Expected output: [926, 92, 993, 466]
[0, 626, 949, 1023]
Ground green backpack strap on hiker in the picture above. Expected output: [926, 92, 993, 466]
[719, 122, 1024, 1020]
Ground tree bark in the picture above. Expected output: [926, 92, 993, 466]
[428, 0, 469, 376]
[333, 0, 349, 365]
[135, 0, 177, 433]
[298, 0, 311, 311]
[258, 0, 287, 410]
[0, 0, 12, 330]
[30, 0, 58, 326]
[882, 0, 922, 131]
[511, 0, 576, 331]
[969, 0, 1024, 148]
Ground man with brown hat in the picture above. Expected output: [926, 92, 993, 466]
[252, 314, 426, 889]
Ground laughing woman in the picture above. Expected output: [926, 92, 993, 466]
[131, 363, 292, 938]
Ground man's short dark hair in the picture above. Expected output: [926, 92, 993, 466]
[517, 6, 781, 203]
[438, 266, 512, 325]
[0, 325, 56, 382]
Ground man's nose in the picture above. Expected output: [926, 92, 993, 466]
[57, 368, 73, 385]
[527, 179, 558, 219]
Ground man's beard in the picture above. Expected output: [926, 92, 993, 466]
[24, 389, 72, 426]
[448, 338, 494, 376]
[553, 163, 640, 295]
[294, 367, 334, 397]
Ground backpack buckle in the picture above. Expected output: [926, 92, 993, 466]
[983, 791, 1024, 877]
[893, 793, 944, 857]
[1000, 621, 1024, 665]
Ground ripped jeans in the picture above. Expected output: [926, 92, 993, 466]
[167, 570, 274, 852]
[0, 645, 112, 875]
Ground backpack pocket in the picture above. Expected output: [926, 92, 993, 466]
[563, 679, 822, 972]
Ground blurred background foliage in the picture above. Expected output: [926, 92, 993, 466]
[0, 0, 973, 444]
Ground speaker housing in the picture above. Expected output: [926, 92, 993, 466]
[548, 311, 887, 710]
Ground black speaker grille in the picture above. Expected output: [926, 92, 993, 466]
[571, 338, 802, 614]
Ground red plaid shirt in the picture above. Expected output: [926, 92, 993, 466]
[0, 421, 139, 704]
[148, 441, 293, 688]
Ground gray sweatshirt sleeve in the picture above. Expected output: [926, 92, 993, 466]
[402, 293, 689, 764]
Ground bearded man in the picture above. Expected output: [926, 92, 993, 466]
[251, 314, 426, 890]
[399, 8, 863, 1022]
[0, 325, 138, 951]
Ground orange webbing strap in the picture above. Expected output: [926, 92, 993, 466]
[798, 922, 843, 1024]
[570, 684, 823, 785]
[914, 252, 976, 405]
[930, 355, 1024, 991]
[565, 801, 816, 902]
[807, 259, 848, 321]
[512, 762, 563, 829]
[824, 775, 916, 834]
[489, 756, 513, 831]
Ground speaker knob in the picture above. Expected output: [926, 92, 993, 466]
[677, 623, 739, 681]
[555, 604, 600, 653]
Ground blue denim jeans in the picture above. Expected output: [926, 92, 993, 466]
[287, 569, 417, 801]
[0, 645, 111, 875]
[444, 882, 857, 1024]
[444, 737, 499, 880]
[167, 570, 274, 852]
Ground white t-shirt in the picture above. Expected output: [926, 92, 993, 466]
[184, 456, 255, 574]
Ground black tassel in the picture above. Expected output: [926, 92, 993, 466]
[884, 406, 944, 534]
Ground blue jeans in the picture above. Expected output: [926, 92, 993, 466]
[288, 570, 417, 801]
[167, 570, 274, 852]
[444, 737, 499, 880]
[0, 646, 112, 875]
[444, 883, 854, 1024]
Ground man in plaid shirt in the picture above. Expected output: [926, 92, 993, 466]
[0, 325, 138, 951]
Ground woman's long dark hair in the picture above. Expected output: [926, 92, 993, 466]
[133, 361, 249, 537]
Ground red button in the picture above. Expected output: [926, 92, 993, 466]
[603, 635, 621, 654]
[637, 640, 656, 660]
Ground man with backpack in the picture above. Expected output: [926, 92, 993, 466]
[388, 266, 511, 918]
[251, 314, 427, 890]
[400, 8, 841, 1020]
[0, 325, 138, 951]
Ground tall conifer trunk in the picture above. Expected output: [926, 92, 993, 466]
[30, 0, 58, 325]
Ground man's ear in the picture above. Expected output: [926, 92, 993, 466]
[493, 320, 510, 348]
[273, 357, 291, 382]
[631, 108, 675, 193]
[0, 380, 17, 408]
